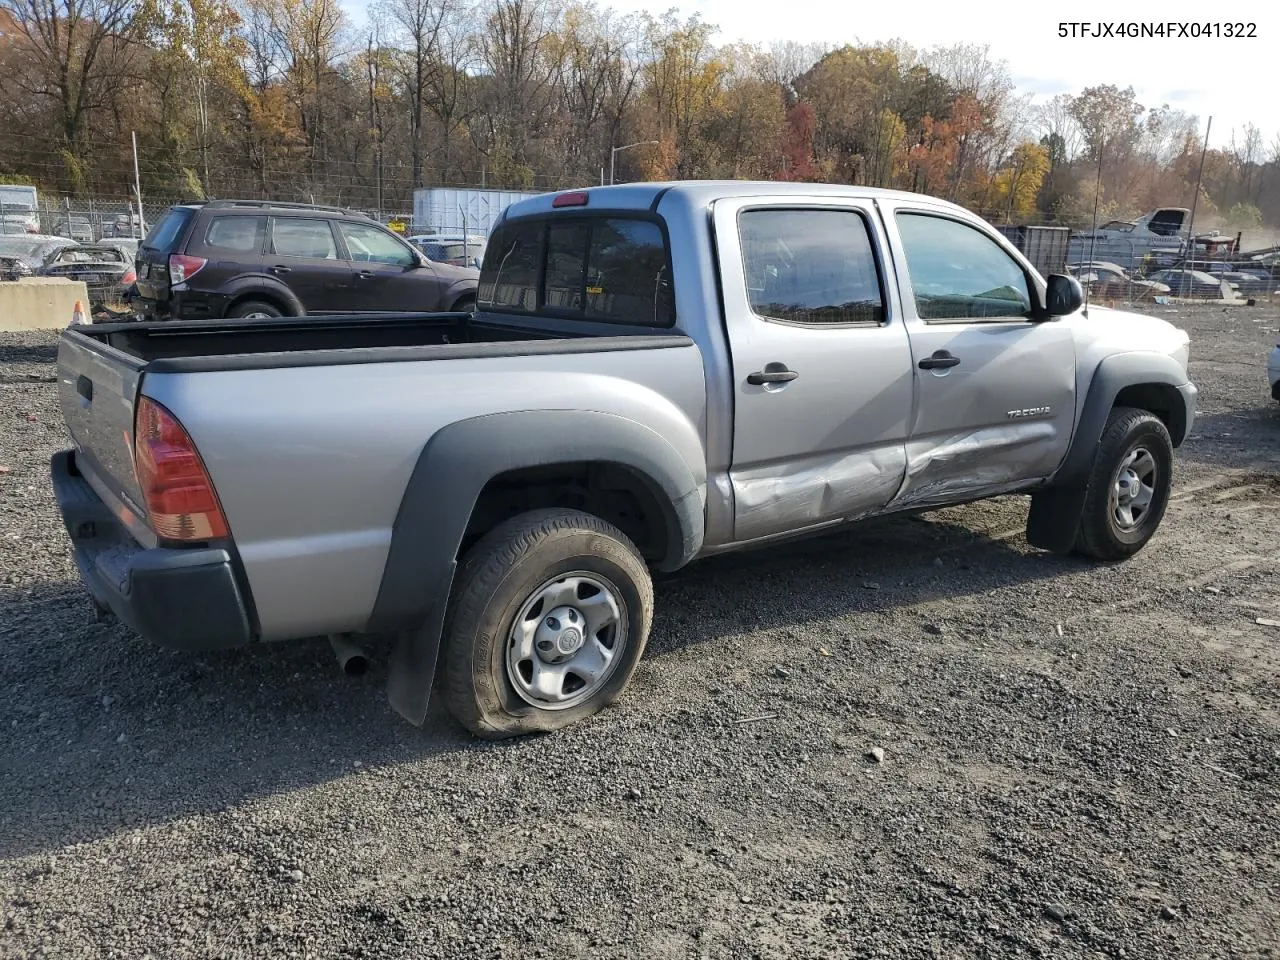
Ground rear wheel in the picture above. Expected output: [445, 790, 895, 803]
[1073, 406, 1173, 561]
[227, 299, 283, 320]
[440, 508, 653, 739]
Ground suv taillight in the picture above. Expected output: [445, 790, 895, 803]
[168, 253, 207, 284]
[134, 396, 229, 540]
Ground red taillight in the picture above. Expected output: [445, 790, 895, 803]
[134, 396, 229, 541]
[552, 191, 590, 208]
[121, 269, 136, 285]
[168, 253, 207, 284]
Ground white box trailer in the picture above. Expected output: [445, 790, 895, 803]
[412, 187, 544, 237]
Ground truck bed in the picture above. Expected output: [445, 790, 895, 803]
[79, 310, 660, 372]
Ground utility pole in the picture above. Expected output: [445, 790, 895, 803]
[610, 140, 659, 185]
[131, 131, 144, 233]
[1182, 116, 1213, 297]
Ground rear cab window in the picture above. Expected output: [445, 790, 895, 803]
[141, 207, 195, 253]
[479, 215, 674, 326]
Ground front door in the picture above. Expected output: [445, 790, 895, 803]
[713, 197, 915, 542]
[336, 220, 444, 311]
[882, 205, 1077, 509]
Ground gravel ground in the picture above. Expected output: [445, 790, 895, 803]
[2, 305, 1279, 959]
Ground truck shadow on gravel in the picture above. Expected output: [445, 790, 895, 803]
[0, 508, 1084, 859]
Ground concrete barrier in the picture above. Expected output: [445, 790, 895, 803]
[0, 278, 90, 332]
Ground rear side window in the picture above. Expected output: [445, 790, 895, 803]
[479, 216, 674, 326]
[142, 207, 194, 253]
[479, 221, 543, 311]
[205, 216, 265, 253]
[739, 209, 885, 325]
[271, 218, 338, 259]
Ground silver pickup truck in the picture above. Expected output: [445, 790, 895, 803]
[52, 181, 1196, 738]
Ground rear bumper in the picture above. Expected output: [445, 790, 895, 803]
[51, 449, 255, 651]
[133, 289, 230, 322]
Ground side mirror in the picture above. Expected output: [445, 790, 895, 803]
[1045, 273, 1083, 317]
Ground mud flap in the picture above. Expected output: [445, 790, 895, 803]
[1026, 487, 1087, 554]
[386, 561, 456, 726]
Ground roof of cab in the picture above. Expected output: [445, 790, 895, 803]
[499, 180, 969, 223]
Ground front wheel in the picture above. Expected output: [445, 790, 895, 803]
[1073, 406, 1174, 561]
[440, 509, 654, 739]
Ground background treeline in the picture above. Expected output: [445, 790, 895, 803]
[1, 0, 1278, 231]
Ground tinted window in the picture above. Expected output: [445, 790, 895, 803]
[205, 216, 265, 253]
[142, 207, 194, 253]
[544, 222, 589, 312]
[479, 217, 673, 325]
[584, 219, 673, 325]
[338, 221, 416, 267]
[896, 214, 1032, 320]
[739, 209, 884, 325]
[271, 218, 338, 259]
[478, 221, 543, 311]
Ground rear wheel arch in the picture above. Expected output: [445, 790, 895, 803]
[373, 411, 705, 726]
[225, 282, 303, 317]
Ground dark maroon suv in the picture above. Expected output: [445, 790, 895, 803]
[133, 200, 480, 321]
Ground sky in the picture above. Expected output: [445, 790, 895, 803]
[344, 0, 1279, 150]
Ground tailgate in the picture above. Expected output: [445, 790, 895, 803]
[57, 330, 147, 514]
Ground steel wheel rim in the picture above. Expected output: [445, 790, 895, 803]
[1111, 445, 1157, 531]
[506, 572, 627, 711]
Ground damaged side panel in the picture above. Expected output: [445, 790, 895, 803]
[893, 420, 1061, 510]
[732, 444, 906, 542]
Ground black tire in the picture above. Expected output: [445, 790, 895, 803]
[227, 299, 283, 319]
[451, 295, 476, 313]
[441, 508, 653, 739]
[1073, 406, 1173, 561]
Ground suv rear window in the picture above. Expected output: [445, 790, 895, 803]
[478, 216, 674, 326]
[142, 207, 194, 253]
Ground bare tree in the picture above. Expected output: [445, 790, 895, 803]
[0, 0, 142, 167]
[379, 0, 448, 186]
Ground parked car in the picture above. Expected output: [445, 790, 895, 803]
[102, 212, 143, 238]
[1066, 261, 1170, 301]
[132, 200, 480, 321]
[54, 216, 95, 243]
[0, 234, 76, 280]
[1148, 269, 1237, 299]
[1269, 342, 1280, 402]
[1, 213, 40, 235]
[407, 233, 487, 269]
[52, 181, 1196, 739]
[38, 243, 136, 308]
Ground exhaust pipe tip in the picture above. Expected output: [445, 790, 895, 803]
[328, 634, 369, 677]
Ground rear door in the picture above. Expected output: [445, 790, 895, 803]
[266, 217, 354, 312]
[186, 214, 268, 290]
[336, 220, 442, 311]
[135, 206, 196, 302]
[881, 204, 1076, 508]
[713, 196, 915, 542]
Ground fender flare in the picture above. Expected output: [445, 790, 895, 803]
[375, 410, 706, 725]
[220, 277, 305, 316]
[1027, 351, 1196, 553]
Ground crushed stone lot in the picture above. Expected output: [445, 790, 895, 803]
[2, 305, 1279, 960]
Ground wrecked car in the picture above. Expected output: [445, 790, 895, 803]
[51, 181, 1197, 738]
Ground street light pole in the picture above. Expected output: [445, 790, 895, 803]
[610, 140, 660, 185]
